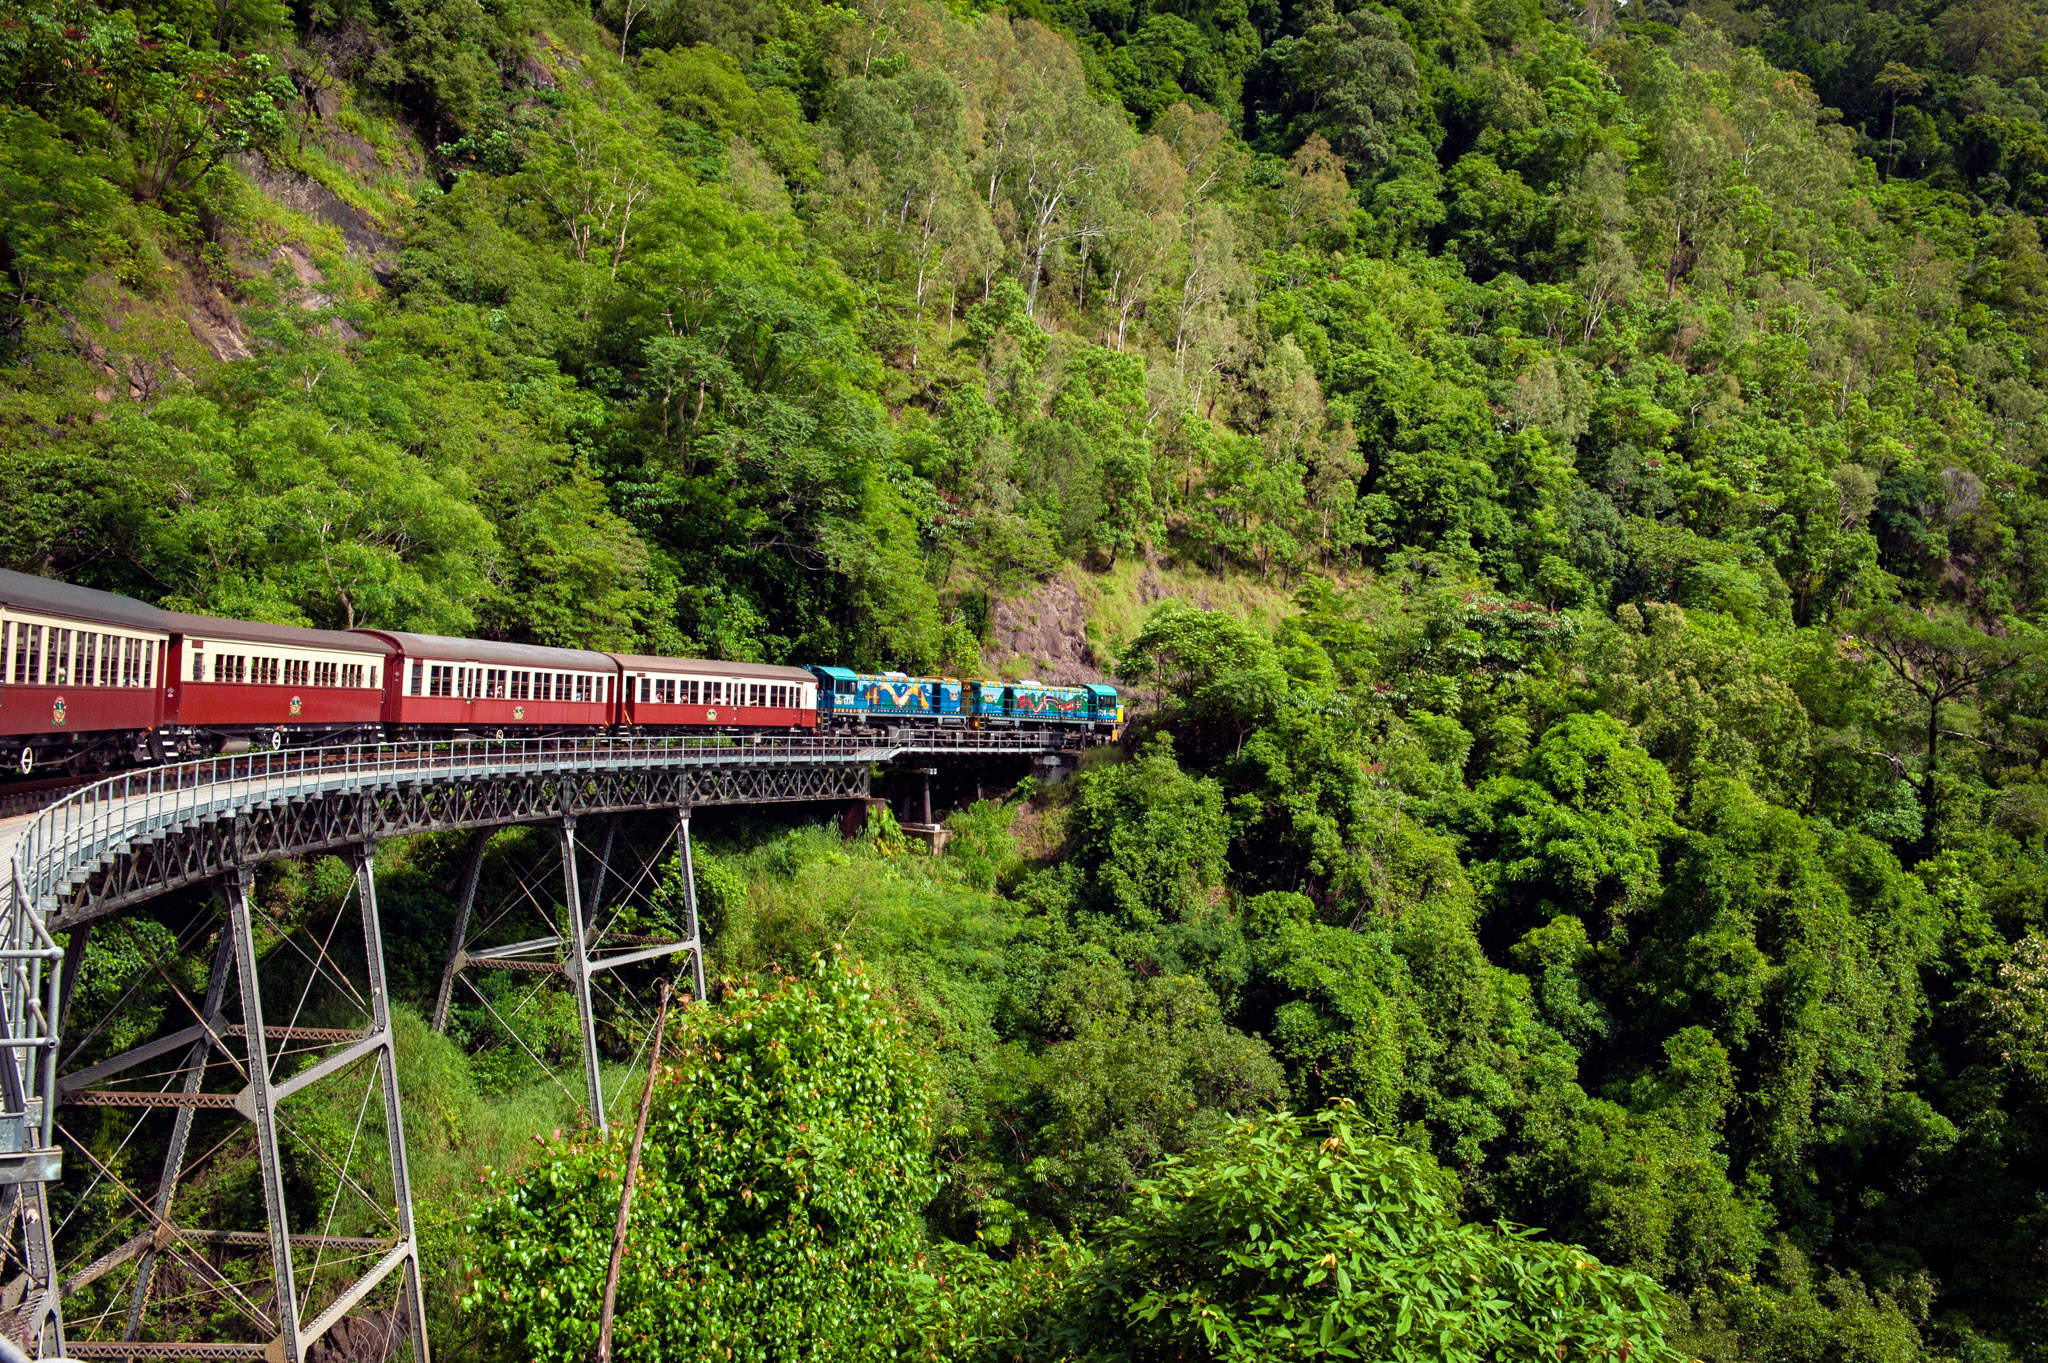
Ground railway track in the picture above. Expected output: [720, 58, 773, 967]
[0, 774, 94, 819]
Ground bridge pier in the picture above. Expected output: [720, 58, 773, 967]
[51, 851, 433, 1363]
[433, 808, 707, 1135]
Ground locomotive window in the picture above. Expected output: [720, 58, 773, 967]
[836, 680, 853, 694]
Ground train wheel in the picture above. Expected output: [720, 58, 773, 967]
[16, 747, 31, 775]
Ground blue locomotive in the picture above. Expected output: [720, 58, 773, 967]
[810, 668, 1121, 735]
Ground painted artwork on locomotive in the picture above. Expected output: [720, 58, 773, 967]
[809, 669, 965, 722]
[0, 569, 1122, 775]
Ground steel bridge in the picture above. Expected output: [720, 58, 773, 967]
[0, 731, 1072, 1361]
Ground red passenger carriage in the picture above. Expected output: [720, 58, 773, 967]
[364, 632, 619, 736]
[613, 655, 816, 732]
[165, 614, 390, 752]
[0, 570, 169, 773]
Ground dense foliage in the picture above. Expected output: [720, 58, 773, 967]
[12, 0, 2048, 1353]
[463, 956, 933, 1359]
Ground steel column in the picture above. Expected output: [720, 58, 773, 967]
[677, 811, 706, 1005]
[346, 846, 430, 1363]
[123, 927, 235, 1341]
[430, 831, 489, 1034]
[558, 820, 606, 1133]
[223, 868, 298, 1358]
[582, 821, 615, 932]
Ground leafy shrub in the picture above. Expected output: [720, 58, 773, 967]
[463, 955, 933, 1362]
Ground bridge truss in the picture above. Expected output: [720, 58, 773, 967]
[0, 731, 1073, 1360]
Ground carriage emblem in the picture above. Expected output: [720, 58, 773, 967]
[289, 695, 303, 716]
[706, 709, 718, 721]
[50, 697, 66, 726]
[513, 706, 524, 720]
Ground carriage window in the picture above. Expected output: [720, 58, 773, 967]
[23, 624, 42, 686]
[574, 674, 589, 703]
[0, 623, 8, 684]
[429, 664, 450, 697]
[192, 650, 204, 682]
[79, 634, 95, 686]
[408, 661, 422, 695]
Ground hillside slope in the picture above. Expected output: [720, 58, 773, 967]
[9, 0, 2048, 1356]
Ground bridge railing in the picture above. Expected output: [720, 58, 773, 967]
[9, 728, 1068, 917]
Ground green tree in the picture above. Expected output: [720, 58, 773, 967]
[1052, 1105, 1684, 1362]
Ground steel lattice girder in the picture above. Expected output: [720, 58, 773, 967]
[49, 761, 872, 931]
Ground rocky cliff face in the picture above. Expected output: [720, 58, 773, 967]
[981, 577, 1107, 685]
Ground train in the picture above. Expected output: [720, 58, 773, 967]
[0, 570, 1122, 775]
